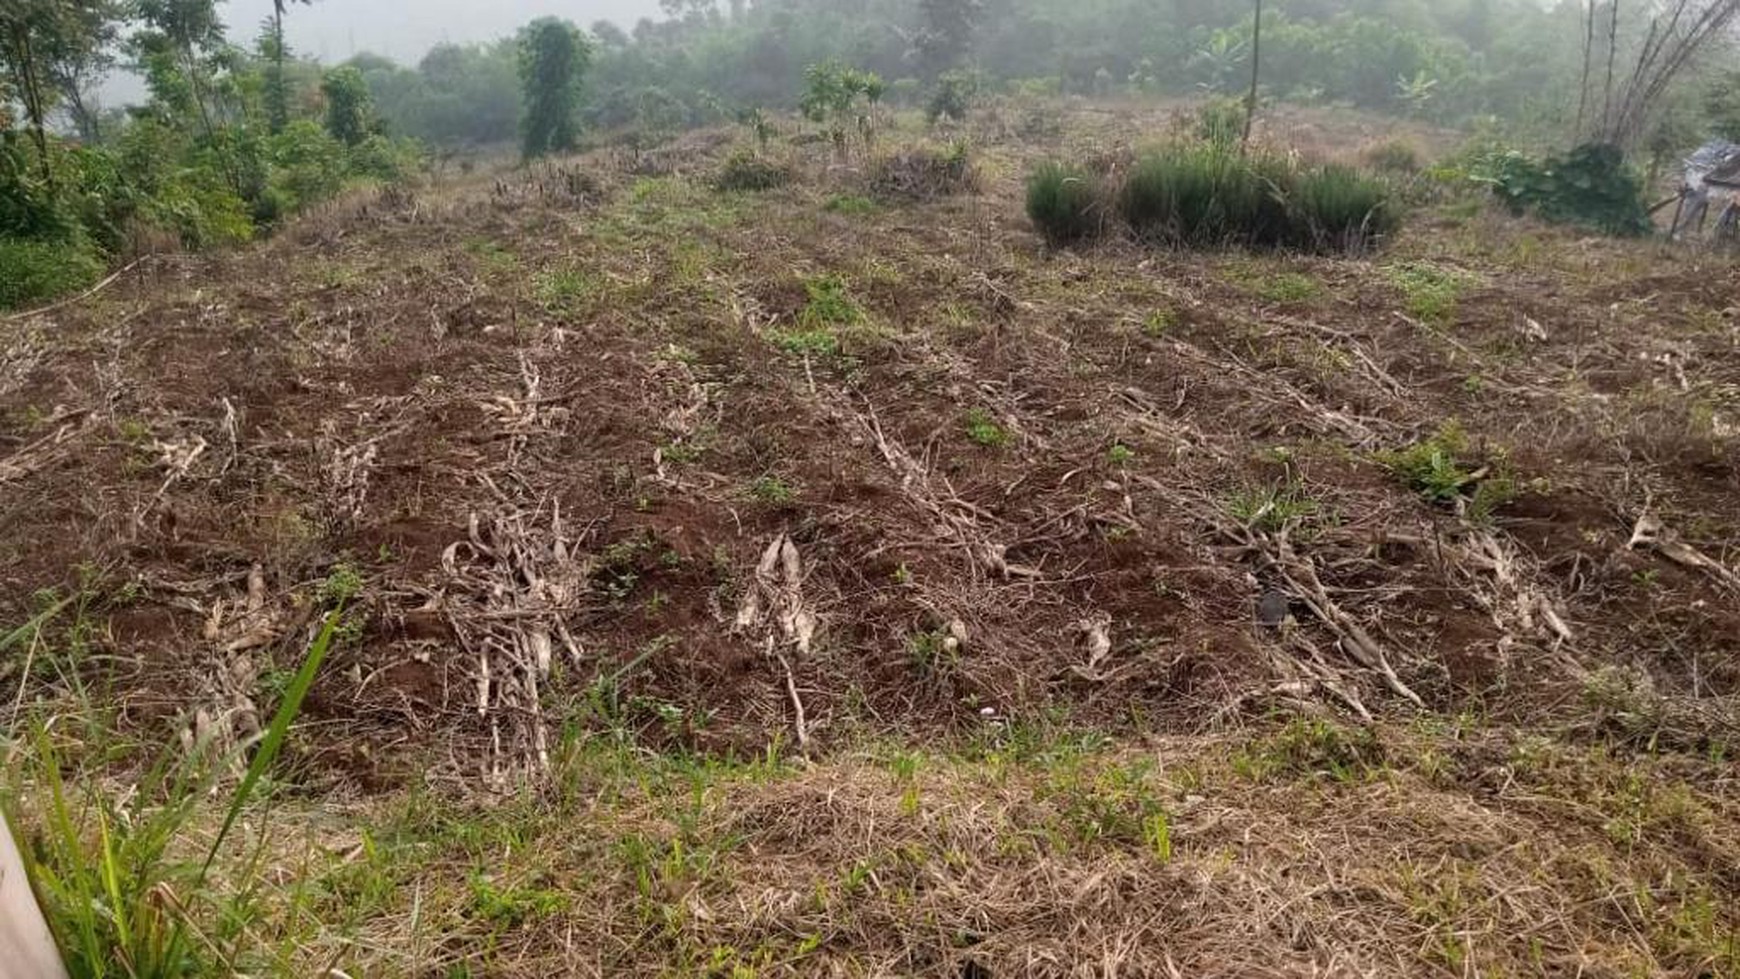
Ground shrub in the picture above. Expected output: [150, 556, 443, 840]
[0, 139, 78, 241]
[0, 238, 104, 310]
[1026, 162, 1104, 244]
[268, 121, 350, 216]
[868, 142, 977, 201]
[714, 149, 791, 191]
[926, 69, 977, 123]
[1362, 139, 1423, 174]
[348, 135, 421, 182]
[1471, 142, 1650, 236]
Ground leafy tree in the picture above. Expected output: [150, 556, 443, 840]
[925, 68, 976, 123]
[321, 64, 375, 146]
[517, 17, 591, 159]
[591, 20, 630, 48]
[264, 0, 311, 133]
[913, 0, 981, 80]
[800, 60, 881, 152]
[1, 0, 117, 180]
[1704, 70, 1740, 141]
[133, 0, 228, 139]
[41, 0, 120, 142]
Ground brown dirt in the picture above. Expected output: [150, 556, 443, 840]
[2, 104, 1737, 795]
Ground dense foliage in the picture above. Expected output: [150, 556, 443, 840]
[518, 18, 591, 160]
[336, 0, 1737, 149]
[0, 0, 420, 309]
[1471, 142, 1653, 236]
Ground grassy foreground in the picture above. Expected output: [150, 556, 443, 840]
[8, 698, 1739, 977]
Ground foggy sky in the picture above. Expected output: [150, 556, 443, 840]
[221, 0, 665, 64]
[99, 0, 663, 103]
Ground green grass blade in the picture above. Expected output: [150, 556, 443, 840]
[196, 606, 342, 884]
[0, 595, 75, 654]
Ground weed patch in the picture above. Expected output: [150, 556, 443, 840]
[799, 274, 864, 328]
[1233, 718, 1385, 782]
[1379, 422, 1516, 521]
[1386, 261, 1468, 322]
[824, 194, 877, 215]
[964, 408, 1010, 448]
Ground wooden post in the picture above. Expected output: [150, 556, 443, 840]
[0, 811, 67, 979]
[1242, 0, 1263, 153]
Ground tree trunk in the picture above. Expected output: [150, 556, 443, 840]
[270, 6, 287, 133]
[1242, 0, 1262, 153]
[1575, 0, 1594, 138]
[11, 29, 54, 187]
[1600, 0, 1620, 139]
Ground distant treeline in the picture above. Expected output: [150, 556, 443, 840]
[346, 0, 1735, 149]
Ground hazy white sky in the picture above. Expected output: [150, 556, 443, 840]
[221, 0, 665, 64]
[98, 0, 663, 103]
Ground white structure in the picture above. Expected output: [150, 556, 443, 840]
[0, 812, 68, 979]
[1671, 139, 1740, 240]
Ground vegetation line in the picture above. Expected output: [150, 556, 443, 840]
[1, 258, 147, 325]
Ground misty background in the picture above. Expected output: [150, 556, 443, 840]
[222, 0, 663, 64]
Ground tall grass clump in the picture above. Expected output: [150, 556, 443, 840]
[1119, 145, 1281, 248]
[1105, 145, 1398, 254]
[4, 607, 344, 976]
[1025, 162, 1104, 245]
[1290, 163, 1401, 252]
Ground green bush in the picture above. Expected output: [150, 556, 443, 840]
[0, 137, 79, 242]
[0, 238, 104, 310]
[1362, 139, 1423, 174]
[926, 69, 977, 123]
[1471, 142, 1650, 236]
[1025, 162, 1104, 244]
[348, 134, 421, 182]
[261, 121, 350, 222]
[714, 149, 792, 191]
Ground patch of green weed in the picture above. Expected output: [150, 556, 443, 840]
[749, 475, 796, 504]
[964, 408, 1010, 448]
[1226, 482, 1320, 532]
[1378, 422, 1515, 521]
[1385, 261, 1468, 323]
[799, 274, 864, 328]
[1142, 307, 1177, 337]
[535, 265, 596, 313]
[1232, 718, 1384, 782]
[1248, 271, 1323, 303]
[824, 194, 877, 215]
